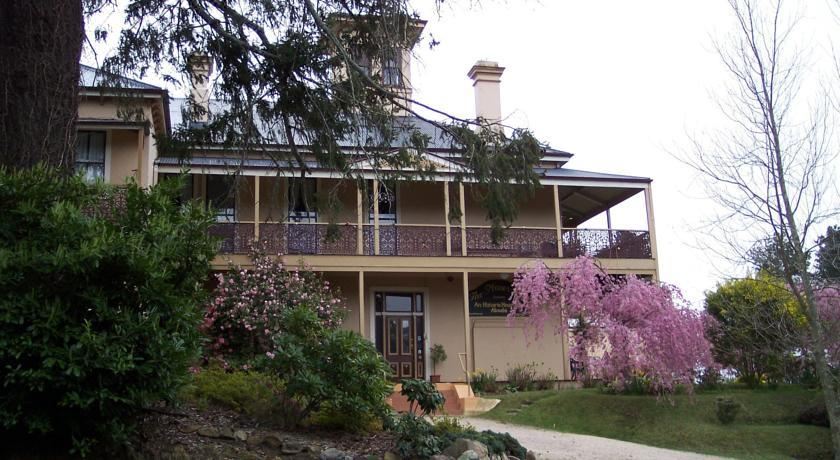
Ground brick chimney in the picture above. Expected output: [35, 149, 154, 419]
[188, 55, 214, 123]
[467, 60, 505, 132]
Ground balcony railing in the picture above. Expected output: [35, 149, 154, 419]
[211, 223, 652, 259]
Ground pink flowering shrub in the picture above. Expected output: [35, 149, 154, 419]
[203, 248, 346, 364]
[510, 257, 716, 394]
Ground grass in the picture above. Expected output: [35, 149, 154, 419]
[480, 385, 832, 460]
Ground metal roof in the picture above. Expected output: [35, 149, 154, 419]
[79, 64, 163, 90]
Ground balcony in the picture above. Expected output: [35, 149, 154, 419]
[209, 222, 652, 259]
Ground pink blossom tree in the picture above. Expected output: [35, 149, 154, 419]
[202, 248, 346, 365]
[510, 257, 715, 393]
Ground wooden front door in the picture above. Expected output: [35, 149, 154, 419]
[375, 292, 425, 380]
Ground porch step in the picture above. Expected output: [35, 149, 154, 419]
[387, 383, 469, 416]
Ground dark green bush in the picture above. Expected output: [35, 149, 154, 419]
[798, 404, 829, 427]
[265, 305, 393, 427]
[390, 378, 447, 458]
[715, 397, 740, 425]
[401, 378, 445, 415]
[0, 168, 215, 455]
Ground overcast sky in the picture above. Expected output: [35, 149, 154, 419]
[85, 0, 840, 305]
[407, 0, 840, 303]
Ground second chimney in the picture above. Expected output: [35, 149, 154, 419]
[188, 54, 214, 123]
[467, 60, 505, 132]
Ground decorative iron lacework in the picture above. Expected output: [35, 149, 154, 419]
[562, 229, 651, 259]
[215, 223, 652, 259]
[465, 227, 558, 258]
[209, 223, 254, 254]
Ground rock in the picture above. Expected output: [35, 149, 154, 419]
[383, 453, 401, 460]
[508, 457, 520, 460]
[282, 441, 306, 455]
[443, 439, 489, 460]
[525, 451, 537, 460]
[218, 426, 236, 440]
[430, 456, 455, 460]
[457, 451, 480, 460]
[234, 430, 249, 442]
[262, 433, 286, 449]
[246, 435, 264, 448]
[197, 426, 221, 438]
[319, 447, 346, 460]
[178, 423, 201, 434]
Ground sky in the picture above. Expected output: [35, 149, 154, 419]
[406, 0, 840, 303]
[84, 0, 840, 305]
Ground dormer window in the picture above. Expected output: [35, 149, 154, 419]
[382, 53, 402, 87]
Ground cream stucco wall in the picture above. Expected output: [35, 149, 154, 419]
[472, 319, 568, 381]
[324, 270, 572, 383]
[398, 181, 446, 225]
[463, 185, 554, 228]
[259, 176, 287, 222]
[317, 179, 357, 223]
[468, 273, 569, 381]
[109, 129, 139, 184]
[78, 97, 161, 188]
[327, 272, 468, 382]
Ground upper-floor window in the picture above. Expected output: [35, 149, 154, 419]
[382, 53, 402, 87]
[206, 175, 236, 222]
[369, 180, 396, 224]
[75, 131, 106, 182]
[288, 178, 317, 223]
[159, 173, 194, 205]
[352, 49, 371, 77]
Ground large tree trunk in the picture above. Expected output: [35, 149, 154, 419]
[0, 1, 83, 170]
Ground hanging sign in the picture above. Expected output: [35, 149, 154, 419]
[469, 280, 515, 317]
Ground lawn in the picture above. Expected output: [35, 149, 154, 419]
[479, 385, 832, 460]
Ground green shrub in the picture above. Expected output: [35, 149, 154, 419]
[265, 305, 393, 427]
[181, 367, 299, 425]
[401, 379, 445, 415]
[715, 397, 740, 424]
[505, 362, 539, 392]
[390, 378, 447, 458]
[433, 416, 474, 437]
[0, 168, 215, 455]
[391, 412, 443, 459]
[470, 368, 500, 394]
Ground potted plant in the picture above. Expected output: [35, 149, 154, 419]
[430, 343, 447, 383]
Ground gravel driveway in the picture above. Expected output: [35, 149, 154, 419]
[460, 418, 728, 460]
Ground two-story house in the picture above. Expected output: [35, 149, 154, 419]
[76, 24, 658, 384]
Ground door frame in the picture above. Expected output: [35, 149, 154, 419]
[369, 286, 431, 381]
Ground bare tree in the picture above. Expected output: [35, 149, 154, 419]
[683, 0, 840, 454]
